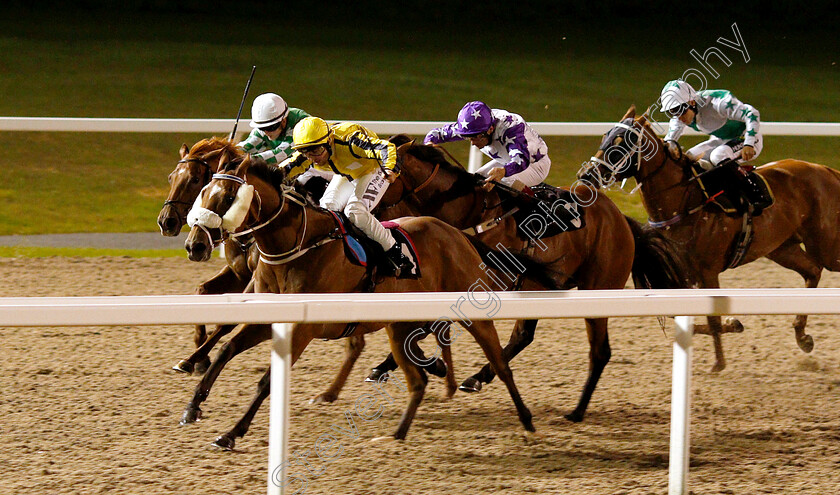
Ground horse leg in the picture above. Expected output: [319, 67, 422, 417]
[181, 266, 252, 374]
[766, 241, 823, 353]
[465, 320, 535, 432]
[365, 353, 398, 383]
[366, 324, 448, 385]
[213, 367, 271, 450]
[382, 322, 429, 441]
[565, 317, 610, 422]
[460, 319, 538, 393]
[310, 334, 366, 404]
[210, 324, 318, 448]
[174, 323, 238, 375]
[689, 273, 729, 372]
[180, 323, 270, 425]
[435, 323, 457, 399]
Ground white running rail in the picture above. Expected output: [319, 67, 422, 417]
[4, 288, 840, 494]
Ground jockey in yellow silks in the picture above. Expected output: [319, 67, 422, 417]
[281, 117, 414, 274]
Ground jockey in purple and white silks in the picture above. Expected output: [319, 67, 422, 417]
[424, 101, 550, 190]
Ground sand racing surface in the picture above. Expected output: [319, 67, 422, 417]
[1, 256, 839, 494]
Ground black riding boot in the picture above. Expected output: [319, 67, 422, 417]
[741, 174, 771, 215]
[385, 243, 415, 277]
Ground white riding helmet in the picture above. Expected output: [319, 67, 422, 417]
[660, 79, 697, 114]
[249, 93, 289, 129]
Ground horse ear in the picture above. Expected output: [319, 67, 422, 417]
[217, 149, 232, 169]
[637, 106, 652, 125]
[621, 105, 637, 121]
[180, 144, 189, 158]
[235, 154, 253, 176]
[202, 148, 224, 163]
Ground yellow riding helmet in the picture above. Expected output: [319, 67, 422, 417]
[291, 117, 332, 149]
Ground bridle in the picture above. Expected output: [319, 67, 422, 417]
[588, 120, 713, 228]
[380, 159, 441, 210]
[162, 157, 213, 222]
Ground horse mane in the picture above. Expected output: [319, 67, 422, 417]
[402, 143, 480, 197]
[189, 136, 243, 158]
[638, 118, 696, 169]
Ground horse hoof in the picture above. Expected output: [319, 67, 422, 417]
[194, 358, 211, 375]
[370, 435, 399, 443]
[725, 317, 744, 333]
[309, 392, 338, 405]
[710, 362, 726, 373]
[425, 358, 447, 378]
[797, 334, 814, 353]
[365, 369, 389, 383]
[212, 435, 236, 451]
[172, 360, 194, 375]
[444, 385, 458, 400]
[458, 377, 482, 393]
[180, 407, 202, 425]
[564, 410, 584, 423]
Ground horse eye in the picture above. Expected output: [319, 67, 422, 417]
[225, 195, 236, 204]
[190, 176, 201, 184]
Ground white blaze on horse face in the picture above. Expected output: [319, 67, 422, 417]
[221, 183, 254, 231]
[187, 183, 223, 229]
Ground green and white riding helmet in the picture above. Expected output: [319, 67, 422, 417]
[660, 79, 697, 118]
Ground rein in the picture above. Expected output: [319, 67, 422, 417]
[254, 189, 340, 266]
[162, 157, 213, 213]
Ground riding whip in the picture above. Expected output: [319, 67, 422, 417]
[229, 65, 257, 140]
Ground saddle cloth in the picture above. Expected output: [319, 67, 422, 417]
[691, 163, 774, 215]
[327, 211, 421, 278]
[512, 184, 586, 241]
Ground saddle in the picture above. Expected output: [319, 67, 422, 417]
[690, 161, 774, 216]
[327, 211, 421, 279]
[508, 183, 586, 241]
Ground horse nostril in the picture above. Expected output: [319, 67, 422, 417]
[164, 218, 178, 231]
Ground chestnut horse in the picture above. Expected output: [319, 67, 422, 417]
[375, 139, 691, 421]
[157, 138, 253, 374]
[157, 138, 447, 403]
[182, 154, 563, 444]
[579, 106, 840, 371]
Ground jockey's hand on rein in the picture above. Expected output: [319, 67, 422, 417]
[741, 145, 756, 161]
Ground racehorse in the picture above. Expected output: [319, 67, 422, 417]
[370, 138, 691, 423]
[578, 106, 840, 371]
[157, 137, 450, 403]
[182, 153, 563, 445]
[157, 138, 252, 374]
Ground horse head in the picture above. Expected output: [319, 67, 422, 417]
[577, 106, 646, 187]
[157, 137, 241, 236]
[185, 151, 255, 262]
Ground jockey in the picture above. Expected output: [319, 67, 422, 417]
[660, 79, 769, 213]
[237, 93, 332, 186]
[424, 101, 551, 191]
[281, 117, 415, 276]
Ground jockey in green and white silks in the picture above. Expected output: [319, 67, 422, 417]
[238, 93, 332, 185]
[660, 80, 762, 166]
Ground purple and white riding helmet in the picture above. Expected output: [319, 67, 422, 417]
[456, 101, 494, 136]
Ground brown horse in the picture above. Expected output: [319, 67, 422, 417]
[157, 138, 253, 374]
[579, 106, 840, 371]
[372, 139, 691, 422]
[182, 154, 562, 444]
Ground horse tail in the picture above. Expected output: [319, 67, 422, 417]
[624, 215, 696, 289]
[463, 234, 564, 290]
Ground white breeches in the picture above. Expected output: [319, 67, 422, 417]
[475, 156, 551, 188]
[319, 169, 395, 250]
[688, 134, 763, 166]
